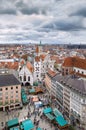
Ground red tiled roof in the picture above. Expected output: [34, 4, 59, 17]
[26, 62, 33, 73]
[63, 56, 86, 69]
[35, 87, 43, 93]
[70, 71, 86, 78]
[0, 62, 19, 70]
[40, 54, 46, 61]
[20, 60, 25, 65]
[50, 55, 61, 64]
[35, 56, 40, 62]
[47, 69, 57, 77]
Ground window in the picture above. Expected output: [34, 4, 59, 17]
[0, 93, 2, 96]
[36, 62, 39, 66]
[82, 71, 84, 74]
[20, 76, 22, 81]
[6, 88, 8, 90]
[78, 70, 80, 73]
[37, 75, 38, 77]
[0, 88, 2, 91]
[11, 96, 13, 98]
[28, 76, 30, 81]
[24, 75, 26, 81]
[16, 86, 18, 89]
[0, 97, 2, 100]
[5, 96, 8, 99]
[11, 87, 13, 89]
[83, 99, 85, 103]
[16, 91, 18, 93]
[74, 69, 76, 72]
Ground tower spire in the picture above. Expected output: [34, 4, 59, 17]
[36, 45, 39, 55]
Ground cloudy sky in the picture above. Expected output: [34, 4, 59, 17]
[0, 0, 86, 44]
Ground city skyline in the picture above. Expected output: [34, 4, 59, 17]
[0, 0, 86, 44]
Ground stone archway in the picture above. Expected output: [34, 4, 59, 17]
[25, 82, 30, 86]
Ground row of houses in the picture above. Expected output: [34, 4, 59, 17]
[0, 45, 55, 111]
[44, 56, 86, 128]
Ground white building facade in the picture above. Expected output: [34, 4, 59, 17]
[19, 62, 34, 86]
[34, 45, 55, 81]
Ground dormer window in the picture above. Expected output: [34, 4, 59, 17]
[74, 69, 76, 72]
[78, 70, 80, 73]
[82, 71, 84, 74]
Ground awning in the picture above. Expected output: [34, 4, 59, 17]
[45, 113, 55, 120]
[33, 82, 38, 86]
[29, 88, 35, 93]
[53, 108, 63, 117]
[37, 127, 42, 130]
[43, 107, 52, 114]
[21, 119, 34, 130]
[55, 116, 68, 127]
[7, 118, 19, 128]
[10, 127, 19, 130]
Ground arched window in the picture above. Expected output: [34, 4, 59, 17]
[24, 75, 26, 81]
[20, 76, 22, 81]
[28, 76, 30, 81]
[78, 70, 80, 73]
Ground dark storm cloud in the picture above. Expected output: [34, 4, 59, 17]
[0, 8, 17, 15]
[70, 7, 86, 17]
[0, 0, 17, 15]
[0, 0, 86, 44]
[15, 0, 48, 15]
[20, 8, 40, 15]
[41, 18, 85, 32]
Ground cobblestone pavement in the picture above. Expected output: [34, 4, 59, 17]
[0, 94, 55, 130]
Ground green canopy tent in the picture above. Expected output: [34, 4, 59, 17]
[53, 108, 63, 117]
[45, 113, 55, 121]
[33, 82, 38, 86]
[21, 88, 25, 92]
[43, 107, 52, 114]
[7, 118, 19, 129]
[10, 127, 19, 130]
[29, 88, 35, 93]
[36, 127, 42, 130]
[21, 119, 34, 130]
[55, 115, 68, 127]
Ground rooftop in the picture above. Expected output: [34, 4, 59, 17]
[0, 74, 20, 87]
[47, 69, 57, 77]
[63, 56, 86, 69]
[26, 62, 34, 73]
[52, 74, 86, 95]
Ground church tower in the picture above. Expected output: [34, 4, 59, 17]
[34, 44, 41, 82]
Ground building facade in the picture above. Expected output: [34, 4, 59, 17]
[62, 56, 86, 78]
[50, 74, 86, 129]
[19, 62, 34, 86]
[0, 74, 21, 111]
[34, 45, 55, 81]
